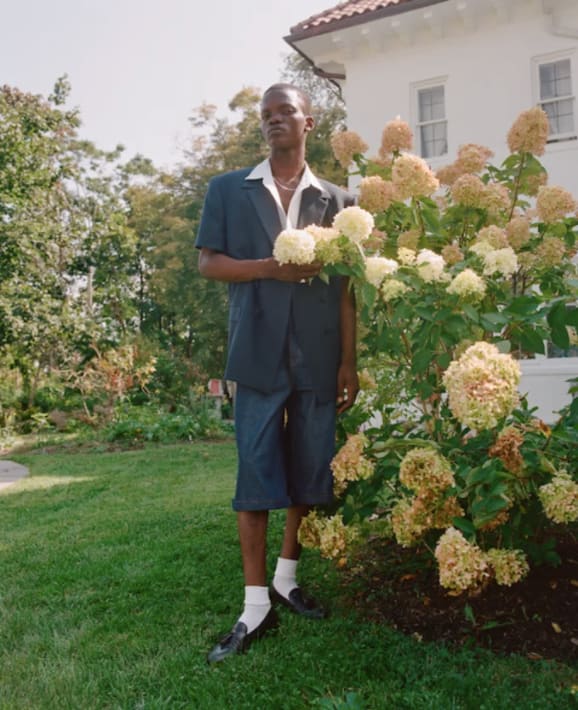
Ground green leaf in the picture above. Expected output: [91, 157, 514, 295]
[471, 496, 510, 517]
[505, 295, 541, 316]
[442, 315, 467, 337]
[547, 301, 567, 330]
[360, 282, 377, 309]
[436, 351, 451, 370]
[519, 327, 546, 354]
[550, 324, 570, 350]
[452, 517, 476, 538]
[462, 304, 479, 322]
[523, 154, 546, 176]
[465, 468, 490, 486]
[421, 206, 441, 234]
[501, 154, 522, 170]
[412, 349, 432, 374]
[464, 603, 476, 626]
[567, 308, 578, 328]
[435, 307, 455, 323]
[414, 306, 434, 321]
[480, 312, 508, 327]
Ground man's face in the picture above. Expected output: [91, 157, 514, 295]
[260, 88, 314, 150]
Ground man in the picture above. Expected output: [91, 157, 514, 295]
[196, 83, 358, 663]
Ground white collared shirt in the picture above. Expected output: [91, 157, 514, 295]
[245, 159, 324, 231]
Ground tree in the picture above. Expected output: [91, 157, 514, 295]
[0, 79, 87, 400]
[0, 58, 349, 414]
[0, 79, 152, 404]
[281, 54, 347, 185]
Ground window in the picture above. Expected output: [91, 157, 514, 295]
[416, 85, 447, 158]
[538, 57, 576, 141]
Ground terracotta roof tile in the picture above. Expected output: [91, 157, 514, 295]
[290, 0, 423, 36]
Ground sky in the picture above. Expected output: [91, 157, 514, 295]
[2, 0, 333, 169]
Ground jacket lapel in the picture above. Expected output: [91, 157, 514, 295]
[297, 185, 331, 229]
[243, 181, 282, 246]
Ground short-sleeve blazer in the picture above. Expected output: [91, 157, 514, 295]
[195, 167, 355, 401]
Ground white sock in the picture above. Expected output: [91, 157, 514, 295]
[238, 586, 271, 634]
[272, 557, 299, 600]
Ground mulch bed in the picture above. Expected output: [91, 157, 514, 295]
[338, 535, 578, 665]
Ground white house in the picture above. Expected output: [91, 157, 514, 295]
[285, 0, 578, 422]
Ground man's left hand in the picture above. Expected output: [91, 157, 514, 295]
[336, 363, 359, 414]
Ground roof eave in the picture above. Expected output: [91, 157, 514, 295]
[285, 0, 449, 43]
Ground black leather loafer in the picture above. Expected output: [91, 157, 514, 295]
[270, 586, 328, 620]
[206, 607, 279, 664]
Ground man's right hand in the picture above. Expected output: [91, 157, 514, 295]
[266, 258, 322, 283]
[198, 248, 321, 283]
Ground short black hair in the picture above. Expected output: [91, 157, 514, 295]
[262, 83, 312, 114]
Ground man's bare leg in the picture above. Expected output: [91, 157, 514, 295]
[234, 510, 273, 635]
[280, 504, 309, 560]
[237, 510, 269, 585]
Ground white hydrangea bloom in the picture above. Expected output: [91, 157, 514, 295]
[442, 342, 521, 430]
[538, 473, 578, 524]
[469, 240, 494, 258]
[273, 229, 316, 265]
[435, 528, 490, 593]
[486, 548, 529, 586]
[305, 225, 340, 243]
[483, 247, 518, 277]
[397, 247, 416, 265]
[365, 256, 399, 287]
[416, 249, 446, 282]
[333, 206, 374, 244]
[447, 268, 487, 302]
[381, 279, 409, 302]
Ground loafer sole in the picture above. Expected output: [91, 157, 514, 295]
[270, 586, 328, 619]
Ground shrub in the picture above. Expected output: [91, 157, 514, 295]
[104, 401, 232, 444]
[301, 108, 578, 595]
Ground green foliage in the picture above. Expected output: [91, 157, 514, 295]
[104, 402, 232, 444]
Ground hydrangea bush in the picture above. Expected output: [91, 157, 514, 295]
[297, 108, 578, 595]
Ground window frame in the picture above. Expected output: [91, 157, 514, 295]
[411, 76, 449, 160]
[532, 49, 577, 144]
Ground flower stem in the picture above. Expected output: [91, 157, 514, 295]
[508, 153, 527, 222]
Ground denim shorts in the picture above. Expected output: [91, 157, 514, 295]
[232, 328, 336, 512]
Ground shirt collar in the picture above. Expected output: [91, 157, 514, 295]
[245, 159, 324, 192]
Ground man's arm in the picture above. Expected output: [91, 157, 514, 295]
[337, 278, 359, 413]
[198, 248, 321, 284]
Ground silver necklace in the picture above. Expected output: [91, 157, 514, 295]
[273, 173, 302, 191]
[274, 178, 297, 192]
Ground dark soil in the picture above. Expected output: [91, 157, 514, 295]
[338, 535, 578, 665]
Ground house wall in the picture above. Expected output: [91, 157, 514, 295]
[341, 2, 578, 193]
[293, 0, 578, 423]
[519, 359, 575, 422]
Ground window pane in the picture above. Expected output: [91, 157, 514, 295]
[418, 86, 445, 122]
[420, 121, 447, 158]
[540, 59, 572, 100]
[543, 98, 575, 135]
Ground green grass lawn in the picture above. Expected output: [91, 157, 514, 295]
[0, 442, 575, 709]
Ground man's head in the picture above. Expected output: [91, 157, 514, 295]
[260, 83, 314, 151]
